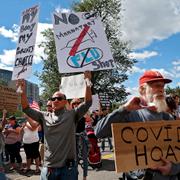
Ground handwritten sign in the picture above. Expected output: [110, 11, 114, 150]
[52, 12, 116, 73]
[0, 85, 20, 112]
[111, 120, 180, 173]
[99, 92, 110, 108]
[60, 73, 86, 99]
[12, 5, 39, 80]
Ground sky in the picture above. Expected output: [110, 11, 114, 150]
[0, 0, 180, 97]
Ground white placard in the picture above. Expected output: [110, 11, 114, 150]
[12, 5, 39, 80]
[52, 12, 116, 73]
[89, 94, 100, 112]
[60, 74, 86, 99]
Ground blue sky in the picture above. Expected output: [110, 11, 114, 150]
[0, 0, 180, 96]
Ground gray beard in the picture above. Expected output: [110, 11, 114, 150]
[154, 98, 168, 112]
[147, 96, 168, 113]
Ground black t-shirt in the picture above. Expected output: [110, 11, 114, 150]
[76, 117, 85, 133]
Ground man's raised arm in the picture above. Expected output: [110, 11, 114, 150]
[84, 71, 92, 103]
[17, 79, 29, 109]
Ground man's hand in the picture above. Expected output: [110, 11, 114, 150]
[84, 71, 92, 103]
[84, 71, 92, 80]
[16, 79, 25, 93]
[122, 97, 157, 112]
[151, 157, 172, 176]
[17, 79, 29, 109]
[122, 97, 143, 111]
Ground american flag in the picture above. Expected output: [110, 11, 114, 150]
[28, 97, 40, 111]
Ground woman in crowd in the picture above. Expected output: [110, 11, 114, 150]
[22, 115, 40, 174]
[3, 115, 23, 171]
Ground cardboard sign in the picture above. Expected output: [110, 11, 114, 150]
[60, 73, 86, 99]
[111, 120, 180, 173]
[52, 12, 116, 73]
[12, 5, 39, 80]
[0, 85, 20, 112]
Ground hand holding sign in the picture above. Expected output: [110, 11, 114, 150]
[151, 157, 172, 176]
[16, 79, 26, 94]
[84, 71, 92, 87]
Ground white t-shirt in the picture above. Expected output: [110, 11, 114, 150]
[23, 122, 39, 144]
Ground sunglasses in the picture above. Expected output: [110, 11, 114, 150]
[51, 96, 64, 101]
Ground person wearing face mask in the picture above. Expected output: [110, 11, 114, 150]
[95, 70, 180, 180]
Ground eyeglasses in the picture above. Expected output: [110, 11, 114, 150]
[51, 97, 64, 101]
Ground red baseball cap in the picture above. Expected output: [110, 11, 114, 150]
[139, 70, 172, 86]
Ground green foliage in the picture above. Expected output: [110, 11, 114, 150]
[35, 29, 63, 100]
[165, 86, 180, 96]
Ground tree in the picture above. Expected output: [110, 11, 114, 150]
[37, 0, 136, 103]
[35, 29, 64, 100]
[165, 86, 180, 96]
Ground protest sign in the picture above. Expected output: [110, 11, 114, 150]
[60, 73, 86, 99]
[52, 12, 116, 73]
[99, 92, 110, 108]
[111, 120, 180, 173]
[89, 94, 100, 112]
[0, 85, 20, 112]
[12, 5, 39, 80]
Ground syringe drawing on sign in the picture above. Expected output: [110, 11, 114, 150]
[60, 28, 97, 51]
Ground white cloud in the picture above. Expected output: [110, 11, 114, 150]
[128, 51, 158, 60]
[127, 66, 145, 75]
[126, 86, 139, 99]
[55, 7, 70, 13]
[0, 24, 19, 42]
[172, 59, 180, 65]
[171, 59, 180, 77]
[120, 0, 180, 49]
[0, 49, 16, 66]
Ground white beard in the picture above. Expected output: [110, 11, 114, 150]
[147, 94, 168, 112]
[153, 98, 168, 112]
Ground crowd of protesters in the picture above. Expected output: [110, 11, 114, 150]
[0, 70, 180, 180]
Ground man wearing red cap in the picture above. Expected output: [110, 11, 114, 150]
[95, 70, 179, 180]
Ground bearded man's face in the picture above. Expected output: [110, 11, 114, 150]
[145, 81, 168, 112]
